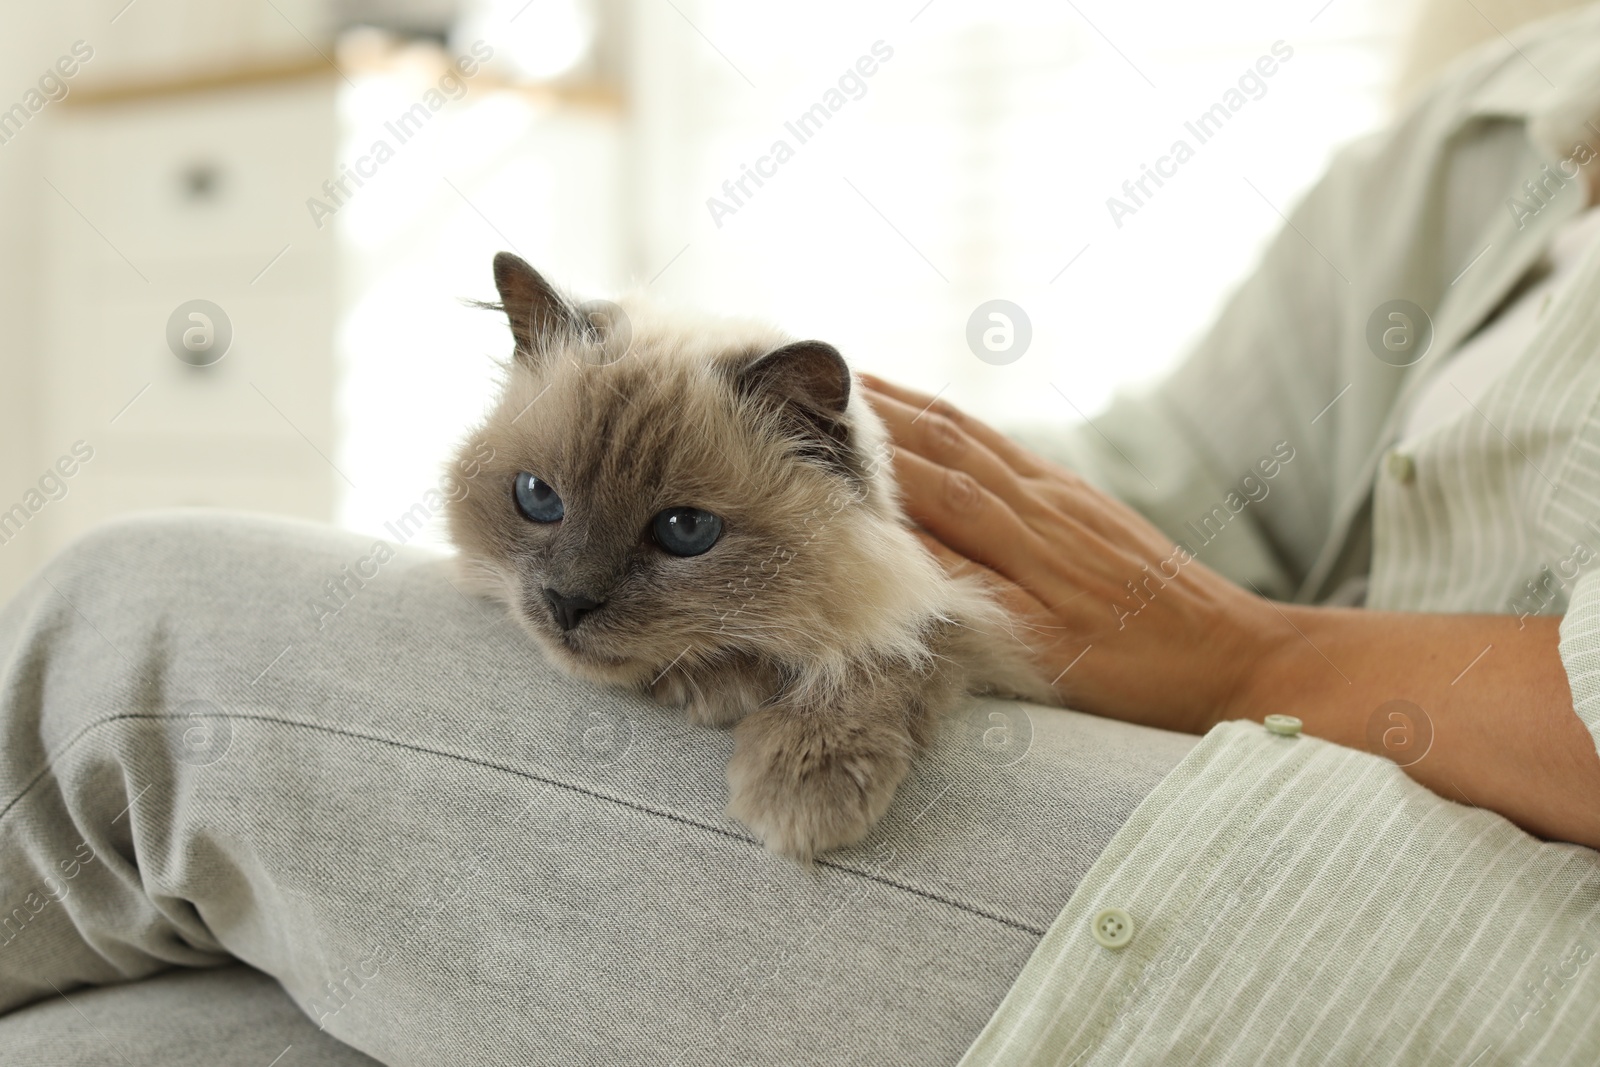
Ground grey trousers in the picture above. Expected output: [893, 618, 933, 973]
[0, 513, 1198, 1065]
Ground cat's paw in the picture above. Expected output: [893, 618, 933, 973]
[726, 704, 914, 861]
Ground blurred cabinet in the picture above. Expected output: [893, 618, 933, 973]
[33, 75, 339, 557]
[65, 0, 336, 96]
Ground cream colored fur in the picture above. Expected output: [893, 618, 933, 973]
[446, 255, 1057, 860]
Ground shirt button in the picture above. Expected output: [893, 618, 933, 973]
[1264, 714, 1302, 737]
[1091, 908, 1135, 949]
[1386, 451, 1416, 485]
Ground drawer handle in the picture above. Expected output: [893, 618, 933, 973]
[179, 161, 223, 202]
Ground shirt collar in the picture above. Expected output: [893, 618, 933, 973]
[1459, 6, 1600, 165]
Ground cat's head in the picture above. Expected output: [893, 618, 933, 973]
[446, 253, 938, 687]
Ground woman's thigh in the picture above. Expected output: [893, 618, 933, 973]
[0, 965, 384, 1066]
[0, 513, 1197, 1066]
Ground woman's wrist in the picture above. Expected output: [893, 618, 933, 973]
[1208, 601, 1600, 847]
[1225, 603, 1377, 744]
[1194, 590, 1307, 736]
[1210, 600, 1365, 747]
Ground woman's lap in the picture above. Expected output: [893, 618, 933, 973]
[0, 965, 384, 1066]
[0, 512, 1197, 1065]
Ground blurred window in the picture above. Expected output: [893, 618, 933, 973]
[334, 0, 1402, 546]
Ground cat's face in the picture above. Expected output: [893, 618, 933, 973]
[446, 254, 896, 686]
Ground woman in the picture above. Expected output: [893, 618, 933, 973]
[4, 6, 1600, 1066]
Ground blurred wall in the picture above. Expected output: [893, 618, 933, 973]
[7, 0, 1597, 606]
[0, 8, 57, 601]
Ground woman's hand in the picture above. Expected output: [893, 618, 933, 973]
[859, 374, 1600, 849]
[858, 373, 1273, 735]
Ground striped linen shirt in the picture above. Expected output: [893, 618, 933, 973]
[969, 7, 1600, 1065]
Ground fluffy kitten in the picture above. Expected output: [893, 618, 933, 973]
[446, 253, 1057, 860]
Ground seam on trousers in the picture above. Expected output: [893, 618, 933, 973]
[2, 711, 1048, 937]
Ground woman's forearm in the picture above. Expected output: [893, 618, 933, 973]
[1232, 608, 1600, 848]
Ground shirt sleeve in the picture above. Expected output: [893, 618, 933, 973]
[1557, 568, 1600, 760]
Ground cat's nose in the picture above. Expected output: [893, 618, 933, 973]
[543, 588, 604, 631]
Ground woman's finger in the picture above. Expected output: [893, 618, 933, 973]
[888, 445, 1058, 591]
[858, 374, 1048, 478]
[871, 385, 1155, 562]
[910, 526, 985, 579]
[1033, 473, 1178, 559]
[910, 528, 1034, 609]
[909, 529, 1074, 663]
[873, 395, 1153, 571]
[866, 390, 1050, 524]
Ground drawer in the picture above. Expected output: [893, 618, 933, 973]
[41, 289, 337, 445]
[47, 78, 338, 259]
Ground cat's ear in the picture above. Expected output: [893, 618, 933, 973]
[736, 341, 852, 416]
[735, 341, 853, 457]
[489, 252, 575, 364]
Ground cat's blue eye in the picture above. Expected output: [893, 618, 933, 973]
[652, 507, 722, 557]
[513, 472, 564, 523]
